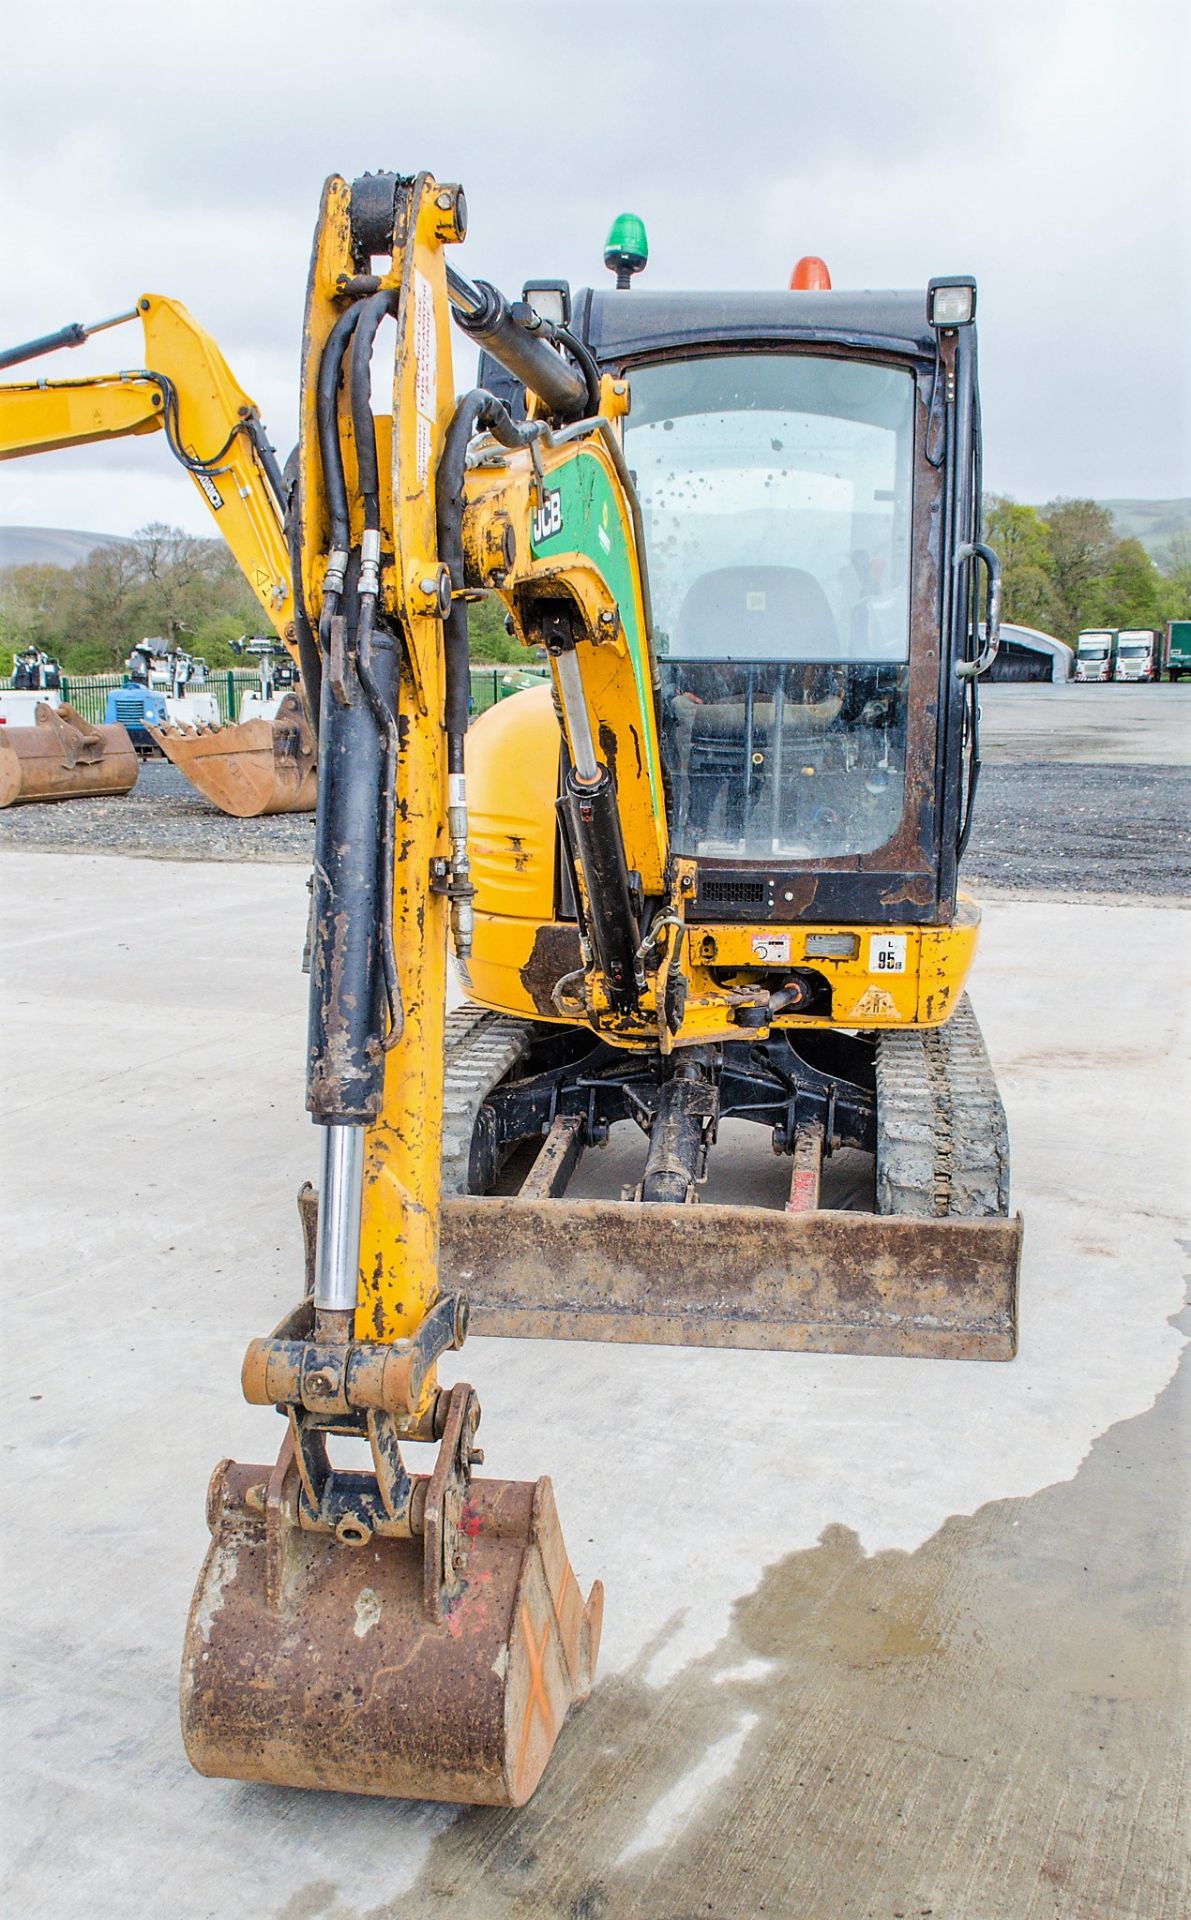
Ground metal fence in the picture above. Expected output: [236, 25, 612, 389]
[467, 663, 550, 715]
[0, 669, 261, 726]
[1, 662, 551, 726]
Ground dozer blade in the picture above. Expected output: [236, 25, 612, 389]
[181, 1389, 602, 1806]
[442, 1197, 1022, 1361]
[148, 691, 316, 817]
[0, 701, 138, 807]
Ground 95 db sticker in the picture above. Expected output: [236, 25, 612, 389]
[869, 934, 907, 975]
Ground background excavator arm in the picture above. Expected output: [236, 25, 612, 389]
[0, 295, 294, 644]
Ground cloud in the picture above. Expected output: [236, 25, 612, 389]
[1, 0, 1186, 535]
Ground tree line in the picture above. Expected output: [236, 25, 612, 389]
[0, 520, 523, 675]
[0, 524, 261, 675]
[2, 501, 1188, 679]
[985, 497, 1189, 638]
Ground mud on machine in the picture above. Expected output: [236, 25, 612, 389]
[180, 169, 1019, 1804]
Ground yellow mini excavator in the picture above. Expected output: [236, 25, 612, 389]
[176, 169, 1020, 1806]
[0, 300, 315, 815]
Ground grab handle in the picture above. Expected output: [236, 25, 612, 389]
[955, 541, 1002, 680]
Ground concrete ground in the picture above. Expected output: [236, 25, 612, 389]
[977, 681, 1191, 766]
[2, 853, 1187, 1920]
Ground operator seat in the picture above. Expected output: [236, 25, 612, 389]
[673, 564, 839, 661]
[665, 567, 843, 843]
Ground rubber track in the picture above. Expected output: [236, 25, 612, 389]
[440, 1008, 535, 1194]
[874, 994, 1010, 1218]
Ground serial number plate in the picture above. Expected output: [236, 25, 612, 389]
[869, 934, 907, 974]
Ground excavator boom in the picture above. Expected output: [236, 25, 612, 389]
[181, 170, 602, 1807]
[0, 297, 316, 815]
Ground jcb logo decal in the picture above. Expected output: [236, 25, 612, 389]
[531, 489, 563, 546]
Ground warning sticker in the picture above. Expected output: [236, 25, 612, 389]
[416, 416, 433, 487]
[868, 933, 907, 975]
[849, 986, 899, 1020]
[751, 934, 790, 965]
[413, 270, 436, 422]
[193, 467, 223, 511]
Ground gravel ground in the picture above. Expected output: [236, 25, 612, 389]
[964, 762, 1191, 899]
[0, 759, 314, 862]
[2, 744, 1188, 900]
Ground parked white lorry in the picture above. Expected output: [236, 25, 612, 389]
[1113, 629, 1159, 682]
[1074, 630, 1116, 682]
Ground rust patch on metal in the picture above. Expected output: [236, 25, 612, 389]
[148, 692, 316, 818]
[442, 1197, 1021, 1360]
[597, 720, 617, 785]
[519, 922, 584, 1017]
[0, 702, 138, 808]
[519, 1114, 587, 1200]
[879, 876, 935, 909]
[180, 1409, 603, 1806]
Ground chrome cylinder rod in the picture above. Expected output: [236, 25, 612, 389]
[554, 647, 600, 783]
[313, 1124, 365, 1313]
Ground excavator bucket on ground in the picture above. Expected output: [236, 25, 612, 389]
[182, 1376, 603, 1804]
[0, 701, 138, 807]
[148, 690, 315, 817]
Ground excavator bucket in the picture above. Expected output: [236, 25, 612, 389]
[181, 1384, 602, 1805]
[0, 701, 138, 808]
[148, 690, 316, 817]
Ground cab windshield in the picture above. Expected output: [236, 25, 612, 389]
[625, 353, 916, 861]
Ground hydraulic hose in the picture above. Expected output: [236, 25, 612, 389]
[555, 325, 602, 417]
[314, 303, 366, 653]
[345, 287, 403, 1045]
[350, 290, 398, 532]
[436, 389, 545, 771]
[435, 390, 549, 960]
[316, 303, 364, 558]
[282, 451, 322, 731]
[353, 592, 403, 1046]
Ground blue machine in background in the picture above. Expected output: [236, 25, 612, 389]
[103, 683, 168, 756]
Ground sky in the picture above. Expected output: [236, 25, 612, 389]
[1, 0, 1187, 539]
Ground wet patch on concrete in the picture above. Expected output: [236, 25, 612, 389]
[372, 1346, 1188, 1920]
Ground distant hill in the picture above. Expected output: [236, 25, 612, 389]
[1097, 499, 1190, 562]
[0, 526, 131, 570]
[1020, 500, 1190, 565]
[5, 501, 1187, 576]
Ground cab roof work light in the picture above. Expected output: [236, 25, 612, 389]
[927, 276, 977, 328]
[605, 213, 649, 289]
[521, 280, 571, 328]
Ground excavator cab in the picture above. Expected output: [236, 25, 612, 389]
[476, 280, 988, 933]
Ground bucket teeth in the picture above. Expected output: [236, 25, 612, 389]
[180, 1407, 602, 1805]
[148, 693, 316, 816]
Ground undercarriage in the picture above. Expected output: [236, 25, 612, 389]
[441, 996, 1009, 1222]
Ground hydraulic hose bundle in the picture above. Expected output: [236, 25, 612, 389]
[307, 292, 403, 1147]
[304, 241, 603, 1314]
[436, 388, 550, 958]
